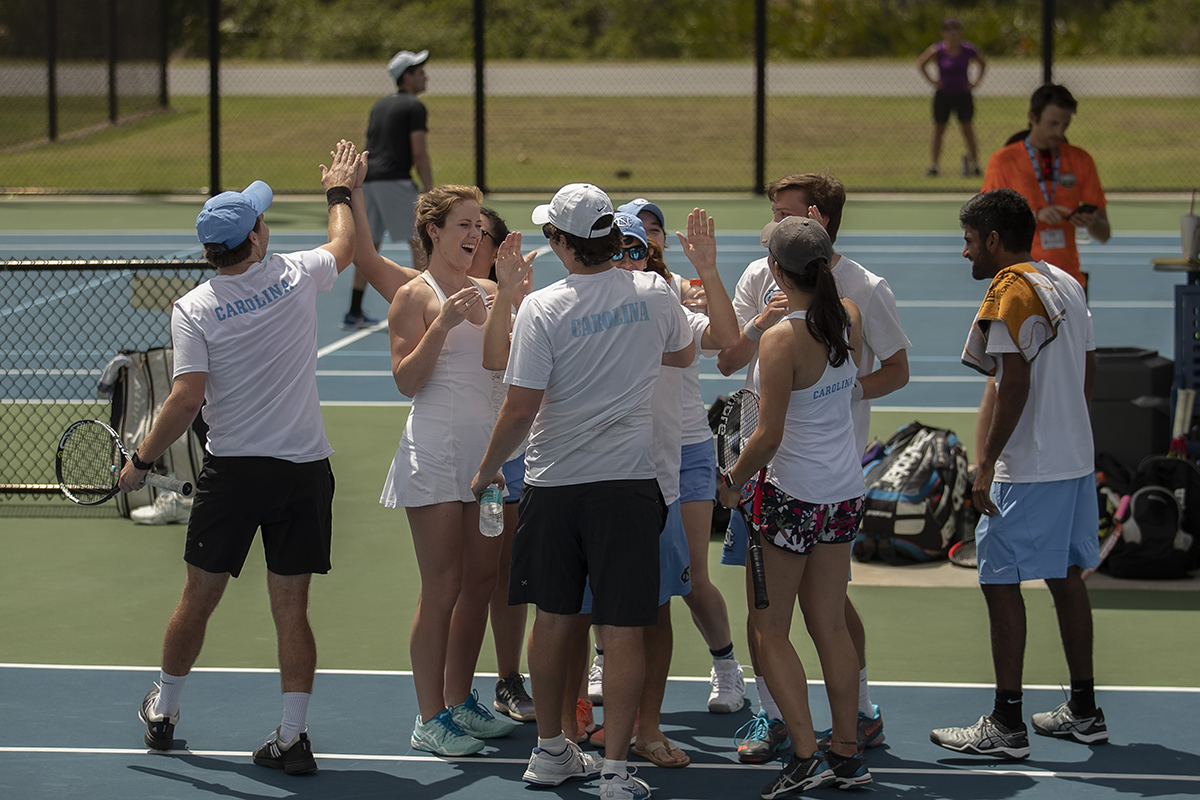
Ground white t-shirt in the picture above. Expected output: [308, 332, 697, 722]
[681, 305, 720, 446]
[985, 261, 1095, 483]
[171, 249, 338, 462]
[507, 268, 692, 487]
[731, 253, 911, 453]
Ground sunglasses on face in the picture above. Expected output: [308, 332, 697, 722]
[480, 229, 497, 243]
[612, 245, 648, 262]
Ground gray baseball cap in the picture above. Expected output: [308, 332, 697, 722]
[762, 216, 832, 274]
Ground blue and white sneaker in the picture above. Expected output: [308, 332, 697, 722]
[816, 703, 885, 750]
[523, 740, 603, 786]
[411, 708, 484, 756]
[449, 689, 516, 739]
[340, 311, 380, 330]
[599, 766, 651, 800]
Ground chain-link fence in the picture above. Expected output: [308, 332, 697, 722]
[1, 1, 1197, 194]
[1, 259, 209, 504]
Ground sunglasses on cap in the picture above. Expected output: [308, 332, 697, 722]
[612, 245, 648, 262]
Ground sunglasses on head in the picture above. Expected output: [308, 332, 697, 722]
[542, 224, 556, 240]
[612, 245, 648, 262]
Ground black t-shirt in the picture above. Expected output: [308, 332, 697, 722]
[364, 92, 428, 182]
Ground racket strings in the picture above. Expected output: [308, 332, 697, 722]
[718, 392, 761, 475]
[60, 425, 121, 491]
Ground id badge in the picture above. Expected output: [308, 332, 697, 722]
[1039, 228, 1066, 250]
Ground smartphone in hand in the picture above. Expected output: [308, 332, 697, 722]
[1068, 203, 1099, 219]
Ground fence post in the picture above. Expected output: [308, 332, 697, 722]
[209, 0, 221, 194]
[753, 0, 766, 195]
[47, 0, 57, 141]
[159, 0, 169, 108]
[474, 0, 486, 193]
[108, 0, 118, 123]
[1042, 0, 1054, 84]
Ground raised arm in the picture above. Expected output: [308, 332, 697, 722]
[318, 140, 358, 272]
[482, 231, 537, 371]
[349, 151, 419, 302]
[677, 208, 738, 351]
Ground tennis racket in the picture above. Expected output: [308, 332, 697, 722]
[716, 388, 769, 610]
[56, 420, 193, 506]
[1083, 493, 1130, 580]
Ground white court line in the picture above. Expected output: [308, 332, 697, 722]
[0, 746, 1197, 782]
[316, 320, 387, 358]
[3, 663, 1197, 694]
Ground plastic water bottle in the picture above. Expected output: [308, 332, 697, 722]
[480, 483, 504, 538]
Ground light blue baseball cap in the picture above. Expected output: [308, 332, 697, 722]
[196, 181, 273, 249]
[614, 212, 648, 246]
[617, 197, 665, 229]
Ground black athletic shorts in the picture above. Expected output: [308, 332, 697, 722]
[509, 479, 666, 627]
[933, 90, 974, 124]
[184, 455, 335, 578]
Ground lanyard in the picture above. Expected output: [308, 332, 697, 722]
[1023, 138, 1059, 208]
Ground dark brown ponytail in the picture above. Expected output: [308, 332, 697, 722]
[776, 257, 851, 367]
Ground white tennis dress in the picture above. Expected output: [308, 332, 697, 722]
[381, 272, 500, 508]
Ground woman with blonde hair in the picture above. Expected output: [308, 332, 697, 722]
[379, 184, 516, 757]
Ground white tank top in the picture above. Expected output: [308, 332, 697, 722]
[756, 310, 865, 504]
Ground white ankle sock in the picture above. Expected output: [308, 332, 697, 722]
[154, 671, 187, 718]
[858, 668, 873, 716]
[755, 676, 782, 721]
[603, 758, 626, 778]
[538, 734, 567, 755]
[279, 692, 310, 744]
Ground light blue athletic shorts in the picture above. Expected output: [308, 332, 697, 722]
[679, 439, 717, 504]
[500, 454, 525, 504]
[582, 499, 691, 613]
[976, 474, 1100, 585]
[721, 505, 749, 567]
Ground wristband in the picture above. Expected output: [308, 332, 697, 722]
[852, 379, 864, 402]
[743, 318, 764, 342]
[326, 186, 352, 208]
[131, 450, 153, 470]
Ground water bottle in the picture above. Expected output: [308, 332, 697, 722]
[480, 483, 504, 538]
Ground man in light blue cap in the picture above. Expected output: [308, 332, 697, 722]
[345, 48, 433, 329]
[120, 140, 362, 776]
[618, 198, 665, 248]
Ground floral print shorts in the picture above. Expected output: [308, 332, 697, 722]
[750, 480, 865, 556]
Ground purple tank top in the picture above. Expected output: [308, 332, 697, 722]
[936, 41, 979, 94]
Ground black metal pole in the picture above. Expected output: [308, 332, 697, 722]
[753, 0, 767, 194]
[159, 0, 169, 107]
[474, 0, 486, 193]
[108, 0, 118, 123]
[47, 0, 57, 141]
[1042, 0, 1054, 84]
[209, 0, 220, 194]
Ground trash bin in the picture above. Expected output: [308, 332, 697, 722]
[1090, 347, 1173, 472]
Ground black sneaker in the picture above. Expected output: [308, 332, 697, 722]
[736, 710, 792, 764]
[760, 752, 834, 799]
[138, 684, 178, 751]
[252, 727, 318, 775]
[495, 671, 537, 722]
[827, 750, 873, 789]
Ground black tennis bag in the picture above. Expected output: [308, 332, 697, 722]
[1101, 456, 1200, 579]
[854, 422, 969, 563]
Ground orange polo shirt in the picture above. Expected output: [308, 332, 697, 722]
[982, 140, 1106, 287]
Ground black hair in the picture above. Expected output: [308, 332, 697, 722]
[1004, 83, 1077, 145]
[547, 222, 621, 266]
[959, 189, 1037, 254]
[480, 207, 509, 281]
[203, 217, 261, 268]
[774, 256, 852, 368]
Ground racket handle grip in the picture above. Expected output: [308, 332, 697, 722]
[145, 473, 193, 497]
[748, 542, 769, 609]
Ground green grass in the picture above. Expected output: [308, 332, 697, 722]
[2, 94, 1197, 193]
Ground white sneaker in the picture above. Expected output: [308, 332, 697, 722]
[599, 767, 651, 800]
[131, 493, 193, 525]
[588, 654, 604, 705]
[707, 659, 746, 713]
[523, 740, 602, 786]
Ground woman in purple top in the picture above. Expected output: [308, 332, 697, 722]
[918, 17, 987, 177]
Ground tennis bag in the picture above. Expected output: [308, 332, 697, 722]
[853, 422, 969, 564]
[1101, 455, 1200, 579]
[108, 347, 205, 518]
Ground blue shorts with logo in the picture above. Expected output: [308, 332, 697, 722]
[679, 439, 717, 504]
[976, 474, 1100, 585]
[501, 454, 525, 504]
[582, 499, 691, 613]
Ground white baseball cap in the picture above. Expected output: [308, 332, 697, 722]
[387, 50, 429, 81]
[532, 183, 615, 239]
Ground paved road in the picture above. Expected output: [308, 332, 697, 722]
[5, 62, 1198, 97]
